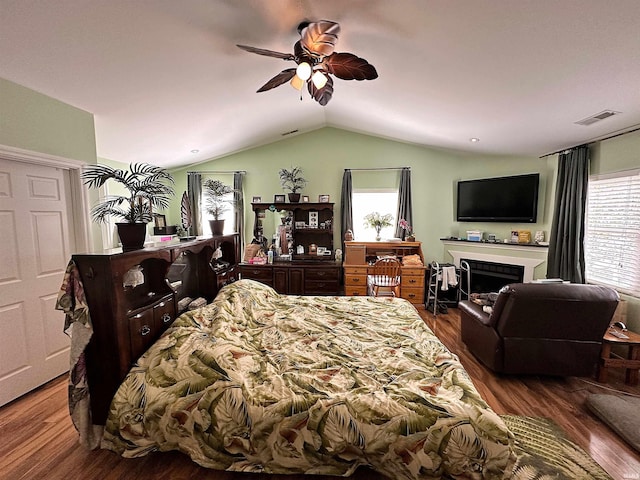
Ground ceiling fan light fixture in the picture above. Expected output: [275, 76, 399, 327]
[238, 20, 377, 105]
[296, 62, 312, 81]
[311, 71, 328, 89]
[290, 75, 304, 91]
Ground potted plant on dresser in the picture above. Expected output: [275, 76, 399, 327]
[278, 167, 307, 203]
[82, 163, 175, 251]
[203, 179, 235, 235]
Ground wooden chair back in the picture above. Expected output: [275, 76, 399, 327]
[369, 257, 402, 297]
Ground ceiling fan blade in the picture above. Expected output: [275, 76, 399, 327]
[256, 68, 297, 92]
[324, 52, 378, 80]
[300, 20, 340, 58]
[237, 44, 295, 61]
[308, 75, 334, 106]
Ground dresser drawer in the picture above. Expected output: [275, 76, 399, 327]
[239, 265, 273, 281]
[345, 274, 367, 286]
[128, 308, 157, 357]
[345, 285, 367, 296]
[305, 280, 340, 295]
[401, 287, 424, 304]
[153, 295, 175, 332]
[401, 274, 424, 288]
[305, 267, 340, 281]
[343, 266, 368, 275]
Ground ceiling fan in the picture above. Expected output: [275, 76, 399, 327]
[237, 20, 378, 106]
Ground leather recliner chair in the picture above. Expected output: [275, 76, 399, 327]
[459, 283, 619, 376]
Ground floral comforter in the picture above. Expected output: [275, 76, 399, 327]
[102, 280, 515, 478]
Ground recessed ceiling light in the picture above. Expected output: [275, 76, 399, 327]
[190, 149, 199, 154]
[470, 138, 480, 143]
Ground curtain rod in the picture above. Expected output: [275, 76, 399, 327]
[539, 125, 640, 158]
[187, 170, 246, 174]
[345, 167, 410, 172]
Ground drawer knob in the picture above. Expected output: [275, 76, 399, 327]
[140, 325, 151, 336]
[162, 313, 172, 324]
[317, 271, 326, 277]
[410, 279, 416, 284]
[408, 293, 416, 299]
[353, 278, 360, 283]
[154, 301, 166, 308]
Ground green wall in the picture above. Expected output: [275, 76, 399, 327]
[0, 77, 96, 163]
[168, 126, 639, 329]
[168, 127, 552, 265]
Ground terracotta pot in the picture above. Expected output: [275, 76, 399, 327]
[209, 219, 225, 236]
[406, 235, 416, 242]
[116, 222, 147, 251]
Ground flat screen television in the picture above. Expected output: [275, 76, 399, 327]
[456, 173, 539, 223]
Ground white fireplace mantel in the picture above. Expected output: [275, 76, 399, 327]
[442, 240, 548, 282]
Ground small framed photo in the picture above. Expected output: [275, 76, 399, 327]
[295, 221, 306, 229]
[302, 195, 310, 203]
[274, 194, 286, 203]
[252, 196, 262, 203]
[309, 211, 319, 227]
[318, 194, 330, 203]
[154, 214, 166, 228]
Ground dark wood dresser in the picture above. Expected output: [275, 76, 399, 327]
[237, 262, 341, 295]
[72, 234, 239, 424]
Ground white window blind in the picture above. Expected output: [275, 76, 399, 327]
[585, 170, 640, 296]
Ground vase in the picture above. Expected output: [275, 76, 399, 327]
[375, 226, 382, 241]
[209, 219, 225, 236]
[116, 222, 147, 251]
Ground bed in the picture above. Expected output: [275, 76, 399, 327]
[99, 279, 516, 478]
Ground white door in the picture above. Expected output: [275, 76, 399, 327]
[0, 159, 74, 406]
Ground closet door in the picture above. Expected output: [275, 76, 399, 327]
[0, 159, 73, 406]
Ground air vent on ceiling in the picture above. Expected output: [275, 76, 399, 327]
[575, 110, 620, 126]
[281, 129, 299, 136]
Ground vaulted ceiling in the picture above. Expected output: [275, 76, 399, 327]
[2, 0, 639, 167]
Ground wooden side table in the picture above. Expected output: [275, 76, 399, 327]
[597, 327, 640, 385]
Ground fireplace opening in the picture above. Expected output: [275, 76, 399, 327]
[462, 259, 524, 293]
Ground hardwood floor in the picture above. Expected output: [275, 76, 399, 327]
[1, 306, 638, 480]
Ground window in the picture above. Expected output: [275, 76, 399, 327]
[200, 187, 235, 236]
[585, 170, 640, 296]
[352, 189, 398, 241]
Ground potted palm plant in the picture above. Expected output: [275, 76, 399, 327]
[278, 167, 307, 202]
[203, 179, 235, 235]
[82, 163, 175, 251]
[364, 212, 394, 241]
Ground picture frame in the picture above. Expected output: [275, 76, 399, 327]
[309, 211, 319, 227]
[274, 194, 286, 203]
[154, 214, 166, 228]
[295, 221, 306, 229]
[252, 196, 262, 203]
[318, 194, 330, 203]
[302, 195, 310, 203]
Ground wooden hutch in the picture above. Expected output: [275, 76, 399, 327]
[343, 240, 426, 305]
[237, 202, 341, 295]
[72, 234, 239, 424]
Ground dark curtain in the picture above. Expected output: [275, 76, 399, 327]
[187, 172, 202, 236]
[547, 146, 589, 283]
[395, 167, 413, 238]
[233, 172, 244, 251]
[340, 170, 353, 249]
